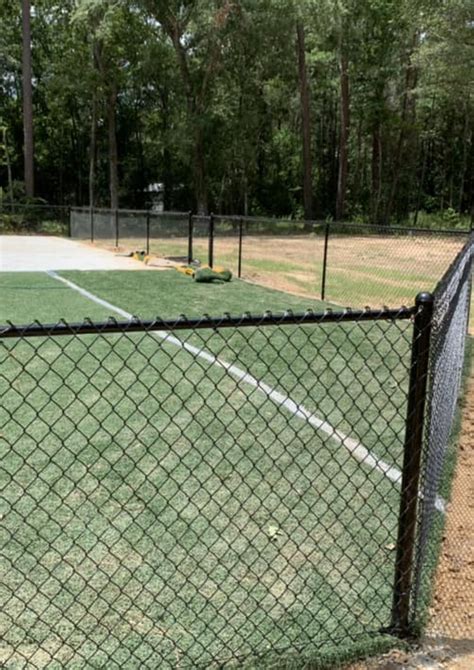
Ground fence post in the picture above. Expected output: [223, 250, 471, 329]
[238, 217, 243, 278]
[188, 211, 194, 265]
[321, 222, 330, 301]
[391, 291, 434, 636]
[114, 209, 119, 248]
[90, 206, 94, 243]
[67, 207, 72, 238]
[146, 211, 151, 255]
[208, 213, 215, 269]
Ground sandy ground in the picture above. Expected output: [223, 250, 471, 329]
[0, 236, 152, 272]
[347, 373, 474, 670]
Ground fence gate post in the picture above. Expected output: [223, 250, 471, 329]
[208, 213, 215, 269]
[321, 222, 330, 301]
[391, 291, 434, 636]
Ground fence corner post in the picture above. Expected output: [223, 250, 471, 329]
[391, 291, 434, 637]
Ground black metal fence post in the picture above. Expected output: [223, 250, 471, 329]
[208, 213, 215, 269]
[115, 209, 119, 248]
[67, 207, 72, 238]
[146, 212, 151, 255]
[90, 206, 95, 243]
[238, 217, 243, 278]
[188, 211, 194, 265]
[391, 292, 434, 636]
[321, 222, 330, 301]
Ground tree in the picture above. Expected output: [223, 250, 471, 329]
[22, 0, 34, 197]
[297, 20, 313, 221]
[145, 1, 240, 214]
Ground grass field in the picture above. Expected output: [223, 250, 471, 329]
[1, 269, 415, 668]
[89, 230, 467, 309]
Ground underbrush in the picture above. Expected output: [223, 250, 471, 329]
[0, 213, 68, 236]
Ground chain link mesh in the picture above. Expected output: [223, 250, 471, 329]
[1, 203, 70, 236]
[1, 310, 414, 668]
[70, 209, 469, 310]
[412, 234, 473, 633]
[322, 223, 469, 309]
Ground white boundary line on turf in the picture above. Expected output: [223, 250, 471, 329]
[47, 270, 446, 513]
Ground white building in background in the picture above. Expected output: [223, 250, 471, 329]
[145, 183, 165, 212]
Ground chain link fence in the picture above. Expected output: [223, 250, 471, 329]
[70, 208, 191, 260]
[413, 234, 473, 637]
[70, 208, 469, 311]
[319, 222, 470, 310]
[1, 305, 426, 668]
[1, 203, 70, 236]
[1, 217, 471, 667]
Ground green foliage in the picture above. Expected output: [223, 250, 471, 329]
[0, 0, 472, 221]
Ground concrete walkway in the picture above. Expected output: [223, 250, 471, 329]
[0, 236, 149, 272]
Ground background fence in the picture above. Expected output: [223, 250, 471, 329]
[0, 235, 471, 667]
[70, 207, 470, 311]
[1, 202, 70, 236]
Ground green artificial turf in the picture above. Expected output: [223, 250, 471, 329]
[0, 269, 412, 668]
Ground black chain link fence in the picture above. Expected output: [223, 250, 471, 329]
[1, 307, 424, 668]
[1, 219, 471, 667]
[1, 203, 70, 236]
[319, 222, 470, 310]
[412, 234, 473, 636]
[70, 208, 470, 310]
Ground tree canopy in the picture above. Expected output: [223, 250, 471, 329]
[0, 0, 472, 224]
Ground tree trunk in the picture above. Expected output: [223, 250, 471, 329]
[458, 109, 471, 212]
[296, 21, 313, 223]
[107, 86, 119, 210]
[194, 124, 208, 215]
[353, 116, 363, 207]
[336, 51, 350, 220]
[385, 34, 419, 224]
[160, 89, 172, 210]
[89, 93, 97, 208]
[371, 124, 383, 225]
[3, 128, 14, 205]
[413, 139, 428, 227]
[22, 0, 34, 198]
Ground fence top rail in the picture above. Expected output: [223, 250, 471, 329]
[70, 207, 189, 217]
[214, 214, 326, 227]
[327, 221, 471, 237]
[0, 306, 416, 340]
[68, 206, 470, 236]
[433, 232, 473, 299]
[1, 202, 71, 210]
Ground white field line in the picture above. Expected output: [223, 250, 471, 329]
[47, 270, 445, 513]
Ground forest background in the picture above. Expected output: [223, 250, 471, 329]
[1, 0, 473, 227]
